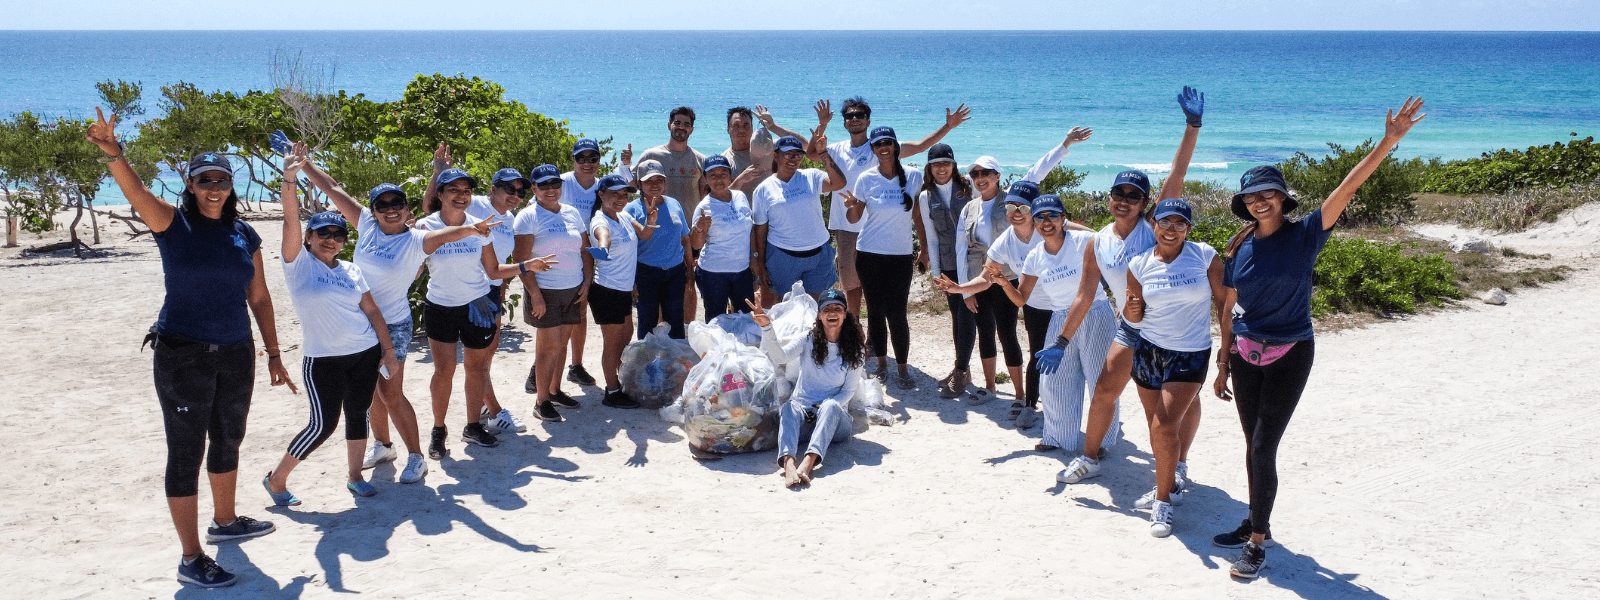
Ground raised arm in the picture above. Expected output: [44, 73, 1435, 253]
[480, 242, 557, 279]
[86, 107, 175, 232]
[813, 128, 848, 193]
[754, 104, 811, 143]
[301, 157, 364, 225]
[1321, 97, 1426, 230]
[1154, 86, 1205, 201]
[421, 142, 450, 213]
[1022, 127, 1093, 184]
[899, 104, 972, 156]
[842, 190, 866, 225]
[280, 144, 308, 262]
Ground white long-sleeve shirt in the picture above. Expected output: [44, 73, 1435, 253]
[953, 142, 1073, 292]
[760, 326, 862, 408]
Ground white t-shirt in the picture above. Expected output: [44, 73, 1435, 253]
[1094, 219, 1157, 317]
[849, 166, 924, 256]
[416, 212, 492, 307]
[467, 196, 517, 285]
[692, 192, 754, 273]
[1127, 241, 1218, 352]
[513, 202, 587, 290]
[560, 171, 599, 226]
[589, 210, 639, 291]
[282, 251, 377, 358]
[986, 228, 1048, 309]
[1020, 231, 1105, 311]
[825, 140, 877, 232]
[353, 209, 430, 325]
[751, 168, 830, 252]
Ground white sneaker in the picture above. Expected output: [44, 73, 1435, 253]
[1135, 486, 1184, 509]
[1176, 462, 1190, 491]
[1150, 500, 1174, 538]
[489, 408, 527, 434]
[361, 442, 397, 470]
[398, 453, 428, 484]
[1057, 455, 1102, 484]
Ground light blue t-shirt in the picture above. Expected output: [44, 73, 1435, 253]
[625, 196, 688, 269]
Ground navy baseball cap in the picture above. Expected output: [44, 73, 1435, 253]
[1151, 198, 1194, 224]
[702, 155, 733, 174]
[436, 168, 477, 189]
[529, 164, 561, 185]
[598, 173, 636, 193]
[492, 167, 531, 188]
[819, 288, 848, 311]
[306, 210, 348, 234]
[1111, 170, 1152, 197]
[367, 183, 406, 204]
[867, 126, 898, 146]
[187, 152, 232, 178]
[1006, 180, 1041, 205]
[774, 135, 806, 154]
[1231, 165, 1297, 221]
[1029, 195, 1066, 217]
[571, 138, 601, 157]
[926, 143, 955, 165]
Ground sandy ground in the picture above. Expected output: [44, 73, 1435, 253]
[3, 207, 1598, 599]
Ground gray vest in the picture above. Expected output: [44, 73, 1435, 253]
[961, 192, 1015, 280]
[921, 184, 972, 271]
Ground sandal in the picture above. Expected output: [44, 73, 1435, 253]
[896, 372, 915, 390]
[964, 389, 994, 406]
[1034, 443, 1060, 452]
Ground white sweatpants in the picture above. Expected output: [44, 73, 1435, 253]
[1041, 301, 1119, 451]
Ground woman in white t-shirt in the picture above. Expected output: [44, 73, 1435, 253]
[586, 173, 654, 409]
[555, 138, 633, 393]
[750, 134, 848, 301]
[263, 148, 402, 504]
[1122, 198, 1228, 538]
[690, 154, 755, 320]
[513, 164, 594, 424]
[841, 126, 925, 389]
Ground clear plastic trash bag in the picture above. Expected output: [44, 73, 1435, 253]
[619, 323, 700, 409]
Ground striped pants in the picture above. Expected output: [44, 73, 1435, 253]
[287, 345, 380, 460]
[1041, 301, 1120, 451]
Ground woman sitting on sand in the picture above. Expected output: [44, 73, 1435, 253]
[1212, 97, 1426, 579]
[88, 108, 293, 588]
[753, 288, 865, 488]
[1120, 198, 1228, 539]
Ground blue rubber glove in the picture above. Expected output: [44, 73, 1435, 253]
[587, 246, 611, 261]
[269, 130, 292, 154]
[1178, 86, 1205, 128]
[1034, 336, 1070, 376]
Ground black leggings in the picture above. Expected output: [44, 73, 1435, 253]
[288, 346, 381, 460]
[944, 270, 978, 371]
[855, 251, 913, 363]
[1229, 339, 1316, 536]
[154, 337, 255, 497]
[1022, 305, 1053, 408]
[979, 283, 1024, 367]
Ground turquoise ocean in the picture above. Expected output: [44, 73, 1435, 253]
[3, 30, 1597, 202]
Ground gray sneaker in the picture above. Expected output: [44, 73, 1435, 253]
[1014, 406, 1039, 429]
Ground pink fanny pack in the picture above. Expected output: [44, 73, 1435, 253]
[1233, 336, 1297, 367]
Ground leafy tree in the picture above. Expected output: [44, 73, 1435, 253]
[1279, 140, 1427, 226]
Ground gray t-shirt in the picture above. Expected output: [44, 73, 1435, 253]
[638, 145, 707, 207]
[723, 147, 756, 196]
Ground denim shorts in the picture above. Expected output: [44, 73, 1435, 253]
[385, 319, 414, 362]
[1114, 319, 1144, 349]
[764, 240, 837, 296]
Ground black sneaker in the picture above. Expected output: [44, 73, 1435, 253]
[566, 364, 597, 386]
[176, 552, 237, 588]
[534, 401, 563, 422]
[461, 423, 499, 447]
[1229, 541, 1267, 579]
[601, 389, 640, 409]
[205, 515, 275, 544]
[548, 390, 582, 409]
[428, 426, 448, 459]
[1212, 519, 1273, 548]
[524, 363, 538, 394]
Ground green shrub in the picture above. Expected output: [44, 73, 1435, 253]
[1416, 181, 1599, 232]
[1279, 140, 1427, 226]
[1421, 133, 1600, 194]
[1310, 237, 1462, 316]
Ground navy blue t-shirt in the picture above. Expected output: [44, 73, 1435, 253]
[1225, 208, 1333, 344]
[153, 209, 263, 345]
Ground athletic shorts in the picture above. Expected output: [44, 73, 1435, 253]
[525, 285, 585, 329]
[424, 299, 496, 349]
[385, 319, 414, 362]
[833, 230, 861, 291]
[1131, 341, 1210, 390]
[1114, 319, 1144, 349]
[587, 284, 633, 325]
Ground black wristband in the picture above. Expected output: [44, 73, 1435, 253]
[1052, 335, 1070, 349]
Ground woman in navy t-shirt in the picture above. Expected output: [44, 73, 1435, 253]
[1213, 97, 1426, 580]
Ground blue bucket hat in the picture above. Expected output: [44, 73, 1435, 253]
[436, 168, 477, 190]
[774, 135, 806, 154]
[1151, 198, 1194, 224]
[1006, 180, 1041, 205]
[1111, 170, 1152, 197]
[571, 138, 601, 157]
[367, 183, 406, 204]
[867, 126, 898, 146]
[598, 173, 636, 193]
[702, 154, 733, 174]
[492, 167, 531, 188]
[529, 164, 561, 185]
[1030, 194, 1066, 217]
[1231, 165, 1297, 221]
[306, 210, 348, 234]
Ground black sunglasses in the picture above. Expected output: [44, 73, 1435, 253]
[497, 184, 529, 198]
[968, 168, 998, 178]
[372, 200, 408, 213]
[1110, 189, 1149, 203]
[843, 112, 870, 120]
[535, 180, 563, 191]
[312, 227, 348, 241]
[195, 176, 232, 191]
[870, 139, 896, 148]
[574, 153, 601, 164]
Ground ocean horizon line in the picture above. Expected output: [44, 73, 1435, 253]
[5, 28, 1600, 33]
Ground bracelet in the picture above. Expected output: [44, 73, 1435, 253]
[267, 353, 281, 360]
[1052, 335, 1070, 349]
[518, 260, 528, 274]
[97, 153, 123, 165]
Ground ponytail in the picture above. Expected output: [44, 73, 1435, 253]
[894, 144, 911, 211]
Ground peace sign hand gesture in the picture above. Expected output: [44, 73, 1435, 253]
[746, 288, 772, 328]
[473, 216, 502, 236]
[86, 107, 121, 157]
[841, 190, 866, 212]
[432, 143, 453, 171]
[1384, 96, 1426, 142]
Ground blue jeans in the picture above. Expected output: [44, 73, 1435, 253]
[764, 241, 837, 296]
[635, 262, 687, 339]
[695, 267, 754, 321]
[777, 398, 851, 465]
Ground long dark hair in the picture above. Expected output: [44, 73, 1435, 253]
[890, 143, 912, 211]
[810, 313, 865, 369]
[920, 161, 971, 202]
[180, 188, 240, 222]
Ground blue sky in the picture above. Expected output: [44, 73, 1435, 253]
[6, 0, 1599, 30]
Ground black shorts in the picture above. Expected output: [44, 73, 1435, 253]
[424, 298, 497, 349]
[588, 284, 633, 325]
[524, 285, 585, 329]
[1131, 341, 1211, 390]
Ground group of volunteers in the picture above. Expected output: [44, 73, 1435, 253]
[86, 87, 1426, 587]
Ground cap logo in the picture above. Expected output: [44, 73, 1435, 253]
[203, 153, 217, 162]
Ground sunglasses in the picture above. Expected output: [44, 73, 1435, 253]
[372, 200, 408, 213]
[968, 169, 999, 178]
[312, 227, 348, 242]
[1033, 212, 1063, 222]
[1110, 189, 1148, 204]
[1156, 219, 1192, 232]
[535, 180, 563, 191]
[195, 177, 232, 191]
[1240, 190, 1284, 205]
[843, 112, 870, 121]
[574, 153, 601, 164]
[497, 184, 529, 199]
[1003, 203, 1030, 215]
[870, 139, 896, 148]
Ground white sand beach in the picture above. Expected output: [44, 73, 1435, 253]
[2, 206, 1598, 599]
